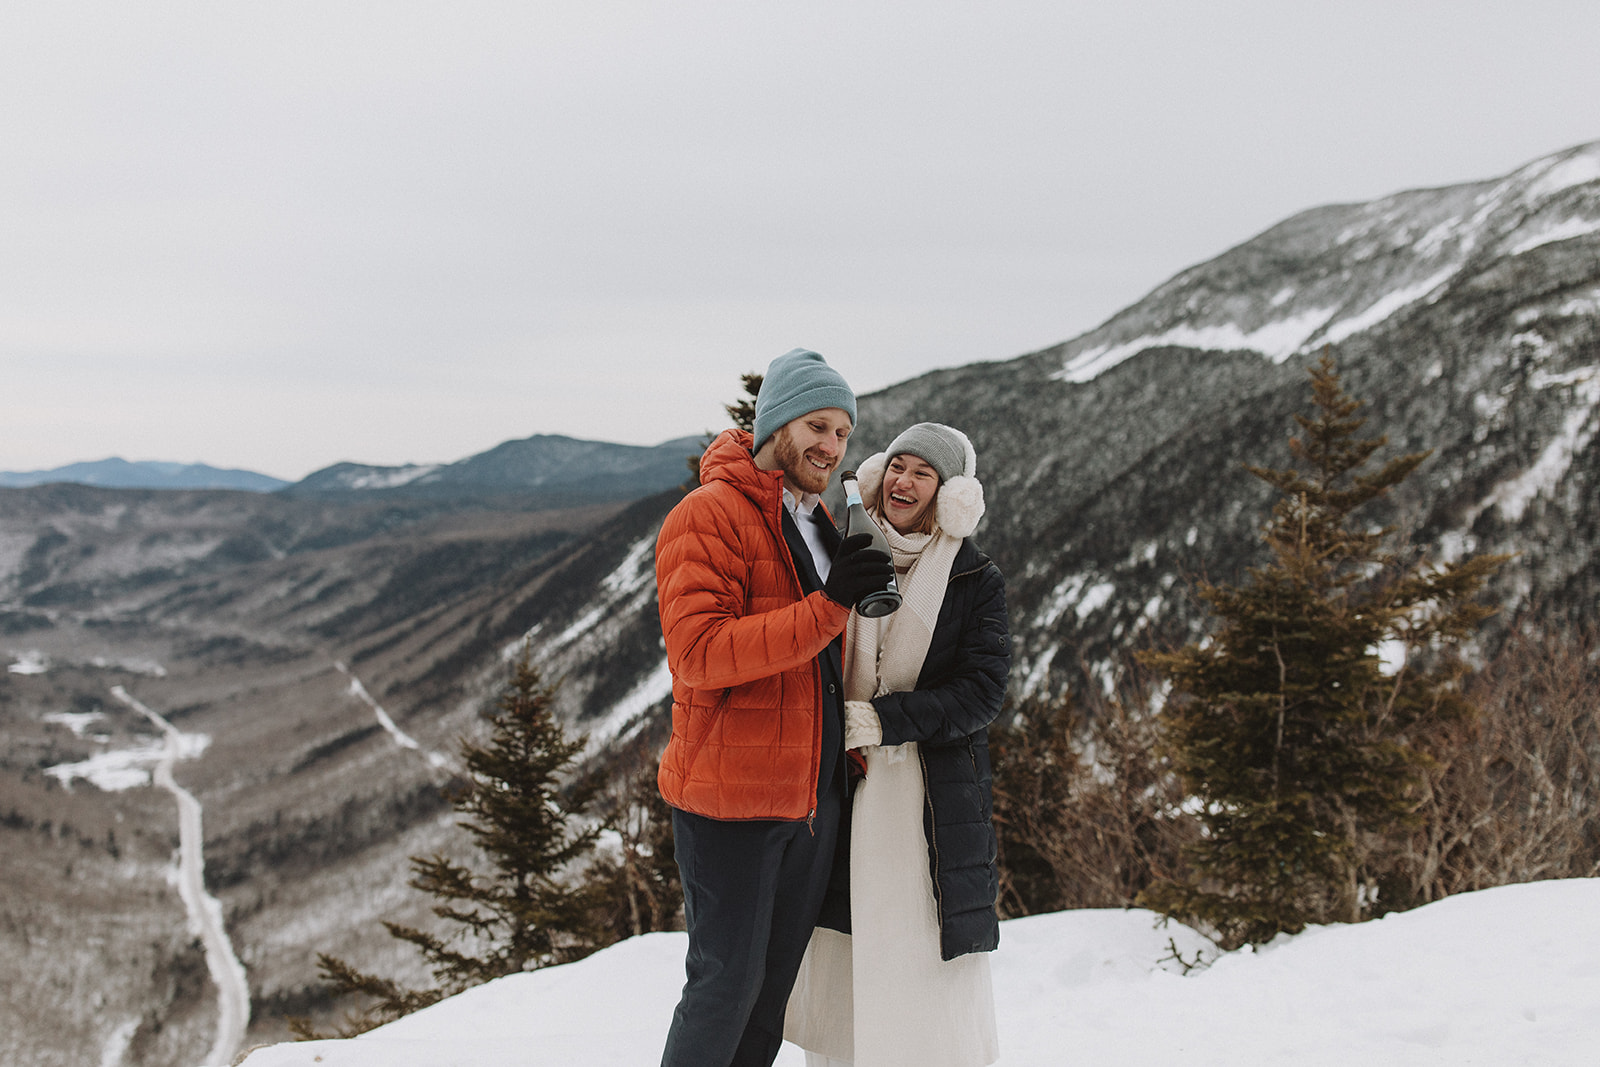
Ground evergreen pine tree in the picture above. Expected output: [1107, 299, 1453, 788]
[296, 652, 607, 1036]
[725, 371, 763, 433]
[1139, 353, 1506, 948]
[685, 372, 762, 486]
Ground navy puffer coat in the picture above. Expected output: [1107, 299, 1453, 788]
[846, 537, 1010, 960]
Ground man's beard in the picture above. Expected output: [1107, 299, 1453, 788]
[774, 429, 833, 494]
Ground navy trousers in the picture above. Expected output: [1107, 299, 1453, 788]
[660, 782, 843, 1067]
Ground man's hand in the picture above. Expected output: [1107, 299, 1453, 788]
[822, 533, 893, 610]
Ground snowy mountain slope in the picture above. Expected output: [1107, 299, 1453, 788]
[842, 139, 1600, 698]
[228, 878, 1600, 1067]
[1053, 140, 1600, 382]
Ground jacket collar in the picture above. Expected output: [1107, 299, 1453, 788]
[700, 428, 783, 510]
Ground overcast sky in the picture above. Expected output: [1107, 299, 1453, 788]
[5, 2, 1600, 481]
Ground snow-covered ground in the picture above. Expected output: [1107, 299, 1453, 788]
[226, 878, 1597, 1066]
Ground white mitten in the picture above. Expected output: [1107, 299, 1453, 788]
[844, 699, 882, 750]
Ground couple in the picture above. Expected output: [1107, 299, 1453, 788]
[654, 348, 1009, 1067]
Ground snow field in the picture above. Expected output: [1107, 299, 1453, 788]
[228, 878, 1600, 1066]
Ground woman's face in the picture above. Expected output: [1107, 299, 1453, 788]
[880, 453, 940, 533]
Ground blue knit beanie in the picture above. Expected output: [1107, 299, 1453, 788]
[751, 348, 856, 453]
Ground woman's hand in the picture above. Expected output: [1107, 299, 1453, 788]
[845, 699, 882, 749]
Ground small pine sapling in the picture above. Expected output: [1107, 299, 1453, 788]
[294, 652, 607, 1037]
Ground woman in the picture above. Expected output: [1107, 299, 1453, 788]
[784, 422, 1011, 1067]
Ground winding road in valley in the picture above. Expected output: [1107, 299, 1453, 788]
[111, 686, 250, 1067]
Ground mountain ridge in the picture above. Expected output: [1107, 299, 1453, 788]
[1049, 139, 1600, 383]
[4, 431, 706, 506]
[0, 457, 290, 492]
[288, 432, 703, 498]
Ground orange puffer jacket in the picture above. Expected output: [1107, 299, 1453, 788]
[655, 428, 851, 820]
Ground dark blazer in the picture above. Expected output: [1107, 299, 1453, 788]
[819, 537, 1011, 960]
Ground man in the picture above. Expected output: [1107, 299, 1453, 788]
[655, 348, 894, 1067]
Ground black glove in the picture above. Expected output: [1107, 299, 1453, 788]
[823, 533, 894, 609]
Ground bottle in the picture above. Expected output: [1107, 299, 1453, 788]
[839, 470, 901, 617]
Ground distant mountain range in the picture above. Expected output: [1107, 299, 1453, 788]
[286, 434, 704, 505]
[0, 457, 289, 492]
[1, 433, 705, 504]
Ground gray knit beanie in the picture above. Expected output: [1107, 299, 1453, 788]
[884, 422, 972, 482]
[751, 348, 856, 453]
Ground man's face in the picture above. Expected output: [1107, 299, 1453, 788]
[772, 408, 852, 495]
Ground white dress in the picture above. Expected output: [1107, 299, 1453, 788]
[784, 525, 999, 1067]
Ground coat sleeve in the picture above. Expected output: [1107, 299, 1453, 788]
[656, 488, 851, 691]
[873, 561, 1010, 746]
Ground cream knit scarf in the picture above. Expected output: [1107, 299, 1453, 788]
[844, 518, 962, 725]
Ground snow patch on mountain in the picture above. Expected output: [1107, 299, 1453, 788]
[42, 710, 106, 738]
[337, 662, 450, 770]
[1480, 367, 1600, 523]
[1559, 288, 1600, 318]
[1320, 268, 1458, 346]
[1374, 639, 1408, 676]
[339, 465, 441, 490]
[1524, 148, 1600, 201]
[1414, 215, 1467, 256]
[550, 605, 606, 651]
[1135, 594, 1164, 633]
[88, 654, 168, 676]
[601, 534, 657, 597]
[1509, 215, 1600, 256]
[1035, 572, 1118, 628]
[1056, 261, 1469, 383]
[98, 1019, 139, 1067]
[584, 656, 672, 752]
[1056, 307, 1337, 382]
[1075, 580, 1117, 621]
[7, 649, 48, 674]
[1018, 644, 1058, 698]
[540, 531, 659, 652]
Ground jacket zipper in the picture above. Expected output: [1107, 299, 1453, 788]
[946, 558, 992, 584]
